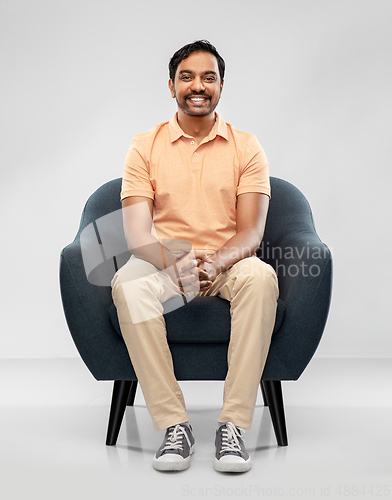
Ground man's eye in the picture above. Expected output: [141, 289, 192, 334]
[181, 76, 191, 80]
[205, 77, 216, 82]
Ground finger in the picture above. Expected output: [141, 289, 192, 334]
[177, 277, 199, 292]
[179, 284, 192, 294]
[179, 284, 198, 294]
[181, 261, 197, 273]
[178, 272, 198, 283]
[177, 256, 197, 271]
[178, 266, 199, 279]
[201, 253, 213, 263]
[198, 269, 209, 280]
[180, 282, 200, 294]
[194, 250, 211, 258]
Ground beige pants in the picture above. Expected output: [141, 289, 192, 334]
[111, 252, 279, 431]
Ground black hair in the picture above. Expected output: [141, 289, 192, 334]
[169, 40, 225, 83]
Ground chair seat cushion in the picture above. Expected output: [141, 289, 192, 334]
[109, 296, 285, 344]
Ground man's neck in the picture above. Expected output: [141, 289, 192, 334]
[176, 110, 216, 142]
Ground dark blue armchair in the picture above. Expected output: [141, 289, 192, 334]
[60, 177, 332, 447]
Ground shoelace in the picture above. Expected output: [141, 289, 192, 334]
[219, 422, 244, 454]
[161, 424, 191, 452]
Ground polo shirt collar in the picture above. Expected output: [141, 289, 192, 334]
[168, 112, 229, 143]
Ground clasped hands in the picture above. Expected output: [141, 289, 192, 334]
[171, 250, 218, 294]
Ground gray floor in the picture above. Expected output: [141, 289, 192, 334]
[1, 358, 391, 500]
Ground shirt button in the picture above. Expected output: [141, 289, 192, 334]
[190, 140, 195, 145]
[193, 152, 197, 156]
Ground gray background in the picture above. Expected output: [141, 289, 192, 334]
[1, 0, 391, 358]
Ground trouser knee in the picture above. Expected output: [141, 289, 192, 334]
[231, 257, 279, 296]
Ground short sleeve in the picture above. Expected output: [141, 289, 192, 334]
[121, 135, 155, 201]
[237, 135, 270, 198]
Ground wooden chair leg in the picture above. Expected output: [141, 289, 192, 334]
[127, 380, 138, 406]
[261, 380, 288, 446]
[260, 381, 268, 406]
[106, 380, 132, 446]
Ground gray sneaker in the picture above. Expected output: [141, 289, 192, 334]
[214, 422, 252, 472]
[153, 423, 195, 471]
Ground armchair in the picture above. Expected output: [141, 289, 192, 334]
[59, 177, 332, 447]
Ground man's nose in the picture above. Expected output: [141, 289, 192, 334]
[190, 76, 205, 92]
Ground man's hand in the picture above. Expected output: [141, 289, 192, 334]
[197, 258, 219, 286]
[175, 250, 215, 293]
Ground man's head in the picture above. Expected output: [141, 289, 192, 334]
[169, 40, 225, 83]
[168, 40, 225, 118]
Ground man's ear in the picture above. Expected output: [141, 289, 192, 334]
[220, 79, 224, 94]
[168, 79, 175, 98]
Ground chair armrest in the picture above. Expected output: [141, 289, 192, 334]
[260, 233, 333, 380]
[60, 240, 132, 380]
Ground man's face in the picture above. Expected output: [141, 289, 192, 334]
[169, 51, 223, 118]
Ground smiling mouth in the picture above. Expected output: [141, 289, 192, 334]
[187, 96, 209, 104]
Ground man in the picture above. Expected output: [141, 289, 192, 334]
[111, 40, 279, 473]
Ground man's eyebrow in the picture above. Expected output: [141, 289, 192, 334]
[178, 70, 218, 76]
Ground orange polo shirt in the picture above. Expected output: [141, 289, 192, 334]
[121, 112, 270, 252]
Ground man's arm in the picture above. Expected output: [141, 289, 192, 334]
[122, 196, 212, 291]
[200, 192, 269, 282]
[122, 196, 175, 269]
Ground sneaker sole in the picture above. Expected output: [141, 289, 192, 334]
[153, 444, 195, 472]
[214, 455, 252, 473]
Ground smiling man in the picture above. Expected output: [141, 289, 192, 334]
[111, 40, 279, 473]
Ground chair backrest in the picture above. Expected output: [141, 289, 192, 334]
[77, 180, 129, 286]
[79, 176, 315, 237]
[264, 177, 316, 253]
[77, 179, 123, 233]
